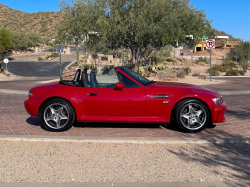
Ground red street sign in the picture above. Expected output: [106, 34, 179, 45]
[206, 39, 215, 49]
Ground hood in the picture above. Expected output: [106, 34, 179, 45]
[149, 81, 221, 97]
[153, 81, 202, 89]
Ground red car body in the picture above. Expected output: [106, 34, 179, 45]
[24, 67, 226, 130]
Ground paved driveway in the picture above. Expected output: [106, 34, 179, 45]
[0, 77, 249, 138]
[1, 62, 70, 77]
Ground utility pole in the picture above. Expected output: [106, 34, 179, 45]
[235, 54, 238, 76]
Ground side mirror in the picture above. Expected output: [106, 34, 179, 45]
[115, 82, 125, 90]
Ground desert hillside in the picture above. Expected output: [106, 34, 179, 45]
[0, 3, 62, 39]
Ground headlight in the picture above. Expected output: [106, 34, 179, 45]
[212, 97, 223, 105]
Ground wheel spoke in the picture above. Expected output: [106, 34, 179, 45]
[49, 107, 56, 115]
[46, 115, 54, 122]
[188, 105, 193, 114]
[56, 118, 61, 128]
[196, 117, 203, 124]
[195, 110, 203, 117]
[60, 116, 68, 120]
[57, 107, 64, 115]
[181, 114, 190, 120]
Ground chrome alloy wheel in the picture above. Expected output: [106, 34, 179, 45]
[180, 102, 207, 130]
[43, 103, 69, 130]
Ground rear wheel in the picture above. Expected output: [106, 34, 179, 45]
[175, 99, 210, 133]
[41, 99, 75, 132]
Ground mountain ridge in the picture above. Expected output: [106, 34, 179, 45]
[0, 3, 62, 39]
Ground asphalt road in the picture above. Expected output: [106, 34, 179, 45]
[1, 61, 71, 77]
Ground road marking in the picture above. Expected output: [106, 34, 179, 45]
[219, 90, 250, 95]
[0, 89, 28, 95]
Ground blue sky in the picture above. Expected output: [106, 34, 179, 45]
[1, 0, 250, 41]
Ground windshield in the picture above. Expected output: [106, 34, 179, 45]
[120, 67, 153, 86]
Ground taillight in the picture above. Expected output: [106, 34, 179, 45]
[29, 92, 34, 99]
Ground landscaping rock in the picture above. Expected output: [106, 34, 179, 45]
[156, 70, 178, 81]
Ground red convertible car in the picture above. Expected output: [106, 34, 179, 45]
[24, 67, 226, 133]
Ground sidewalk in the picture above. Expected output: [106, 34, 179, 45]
[0, 181, 250, 187]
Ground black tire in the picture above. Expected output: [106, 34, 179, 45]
[40, 99, 75, 132]
[175, 99, 210, 133]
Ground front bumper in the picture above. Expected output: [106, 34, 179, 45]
[211, 102, 227, 123]
[24, 98, 44, 118]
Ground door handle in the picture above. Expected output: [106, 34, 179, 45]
[87, 93, 98, 96]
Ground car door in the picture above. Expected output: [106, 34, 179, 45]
[84, 70, 145, 116]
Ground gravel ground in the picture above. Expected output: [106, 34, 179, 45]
[0, 140, 250, 183]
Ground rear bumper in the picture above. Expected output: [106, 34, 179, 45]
[211, 102, 227, 123]
[24, 98, 44, 118]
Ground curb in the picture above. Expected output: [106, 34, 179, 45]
[207, 76, 250, 78]
[0, 135, 249, 144]
[64, 60, 77, 71]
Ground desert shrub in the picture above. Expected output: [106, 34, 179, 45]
[211, 70, 220, 76]
[50, 53, 58, 58]
[176, 70, 186, 78]
[166, 57, 178, 63]
[48, 47, 56, 53]
[83, 64, 90, 70]
[192, 73, 200, 76]
[212, 64, 226, 72]
[238, 70, 245, 76]
[197, 62, 208, 66]
[79, 57, 87, 62]
[195, 57, 209, 64]
[240, 62, 249, 73]
[37, 57, 43, 61]
[222, 59, 235, 69]
[226, 69, 244, 76]
[226, 69, 236, 76]
[151, 46, 173, 64]
[110, 65, 115, 69]
[183, 66, 191, 75]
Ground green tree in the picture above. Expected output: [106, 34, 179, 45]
[57, 0, 214, 70]
[0, 28, 13, 53]
[99, 0, 214, 70]
[228, 42, 250, 73]
[11, 32, 43, 50]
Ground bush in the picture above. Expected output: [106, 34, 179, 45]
[226, 69, 236, 76]
[176, 70, 186, 78]
[110, 65, 115, 69]
[212, 64, 226, 72]
[222, 59, 235, 69]
[37, 57, 43, 61]
[226, 69, 245, 76]
[211, 70, 220, 76]
[192, 73, 200, 76]
[239, 70, 245, 76]
[83, 64, 90, 70]
[183, 66, 191, 75]
[48, 47, 56, 53]
[79, 57, 87, 63]
[151, 45, 173, 64]
[195, 57, 209, 64]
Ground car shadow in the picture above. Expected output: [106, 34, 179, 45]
[74, 122, 217, 131]
[74, 122, 163, 129]
[26, 117, 47, 130]
[26, 116, 217, 132]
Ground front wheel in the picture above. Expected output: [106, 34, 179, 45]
[175, 99, 210, 133]
[41, 99, 75, 132]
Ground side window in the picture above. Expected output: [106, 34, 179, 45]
[89, 70, 119, 88]
[117, 72, 140, 88]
